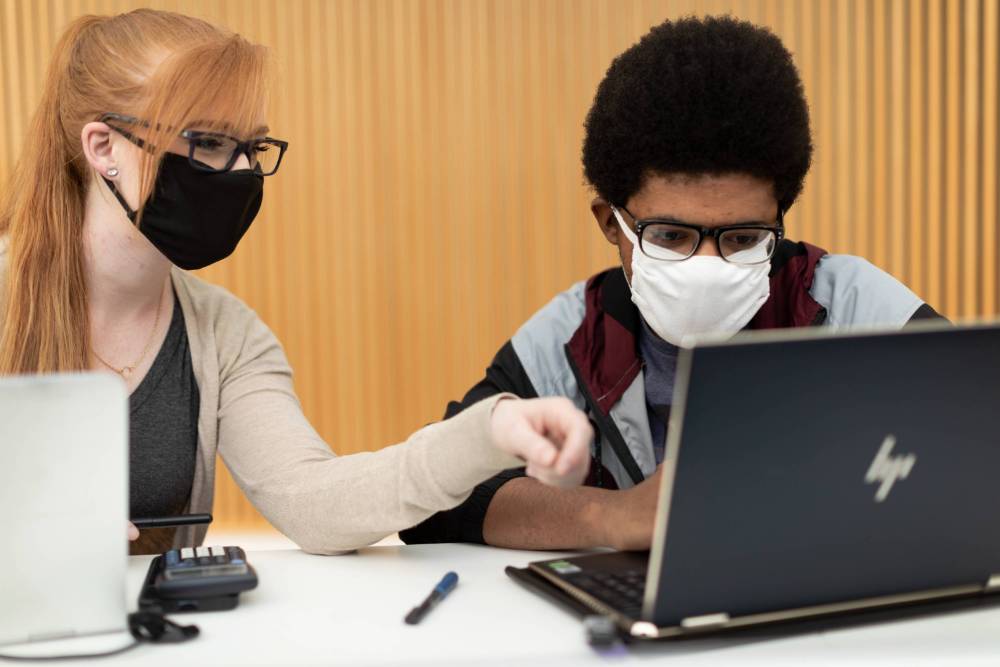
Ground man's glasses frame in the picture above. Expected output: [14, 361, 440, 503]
[614, 204, 785, 265]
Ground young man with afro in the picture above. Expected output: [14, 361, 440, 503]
[401, 16, 945, 551]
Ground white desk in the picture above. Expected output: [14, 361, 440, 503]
[64, 544, 1000, 665]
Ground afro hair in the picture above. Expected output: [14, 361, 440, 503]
[582, 15, 813, 212]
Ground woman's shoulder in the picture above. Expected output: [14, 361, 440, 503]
[170, 268, 286, 366]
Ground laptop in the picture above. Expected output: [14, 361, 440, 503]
[0, 373, 133, 657]
[516, 321, 1000, 639]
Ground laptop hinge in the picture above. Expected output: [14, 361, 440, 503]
[680, 612, 730, 629]
[986, 574, 1000, 591]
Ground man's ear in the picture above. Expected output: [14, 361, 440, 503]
[80, 122, 117, 177]
[591, 197, 619, 246]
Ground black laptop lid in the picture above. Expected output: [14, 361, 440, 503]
[645, 323, 1000, 627]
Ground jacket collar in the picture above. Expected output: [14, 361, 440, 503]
[566, 240, 828, 414]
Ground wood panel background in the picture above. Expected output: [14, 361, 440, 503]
[1, 0, 997, 530]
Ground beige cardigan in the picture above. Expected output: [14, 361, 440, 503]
[0, 241, 521, 554]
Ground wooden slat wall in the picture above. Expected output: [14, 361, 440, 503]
[1, 0, 998, 529]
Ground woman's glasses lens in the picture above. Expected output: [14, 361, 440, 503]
[189, 134, 240, 171]
[187, 134, 284, 175]
[252, 140, 283, 175]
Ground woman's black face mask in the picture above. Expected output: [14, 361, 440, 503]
[103, 152, 264, 270]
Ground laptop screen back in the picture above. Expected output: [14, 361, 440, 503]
[644, 324, 1000, 627]
[0, 373, 128, 649]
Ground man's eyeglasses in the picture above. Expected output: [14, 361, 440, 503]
[99, 112, 289, 176]
[612, 205, 784, 266]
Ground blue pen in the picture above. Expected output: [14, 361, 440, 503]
[404, 572, 459, 625]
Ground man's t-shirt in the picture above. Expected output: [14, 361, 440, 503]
[638, 317, 679, 464]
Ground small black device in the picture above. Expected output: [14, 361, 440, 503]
[128, 611, 200, 643]
[139, 546, 258, 613]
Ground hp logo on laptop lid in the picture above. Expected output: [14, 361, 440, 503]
[865, 434, 916, 502]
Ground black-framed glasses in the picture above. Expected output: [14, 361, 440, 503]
[614, 205, 784, 265]
[99, 112, 289, 176]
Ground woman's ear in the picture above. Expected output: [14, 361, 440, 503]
[591, 197, 619, 246]
[80, 122, 118, 178]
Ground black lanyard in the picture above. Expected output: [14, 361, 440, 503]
[564, 344, 645, 487]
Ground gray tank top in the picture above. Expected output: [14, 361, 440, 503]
[128, 294, 199, 534]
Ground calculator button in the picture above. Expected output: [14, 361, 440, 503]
[210, 546, 227, 558]
[165, 550, 180, 566]
[195, 547, 212, 558]
[180, 547, 195, 560]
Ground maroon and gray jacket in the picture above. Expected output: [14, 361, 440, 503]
[400, 240, 944, 545]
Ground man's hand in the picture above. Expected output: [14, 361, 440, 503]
[490, 397, 592, 488]
[600, 466, 664, 551]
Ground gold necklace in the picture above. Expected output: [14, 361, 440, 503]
[91, 281, 167, 380]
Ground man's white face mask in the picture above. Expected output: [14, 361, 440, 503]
[612, 207, 772, 347]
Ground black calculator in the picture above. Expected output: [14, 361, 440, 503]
[138, 546, 258, 613]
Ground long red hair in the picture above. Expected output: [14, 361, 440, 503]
[0, 9, 269, 374]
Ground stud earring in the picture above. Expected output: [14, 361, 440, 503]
[107, 167, 119, 178]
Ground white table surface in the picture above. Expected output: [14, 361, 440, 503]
[59, 543, 1000, 666]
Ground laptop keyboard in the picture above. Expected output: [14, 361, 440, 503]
[569, 568, 647, 618]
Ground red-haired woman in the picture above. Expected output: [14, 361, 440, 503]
[0, 9, 590, 555]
